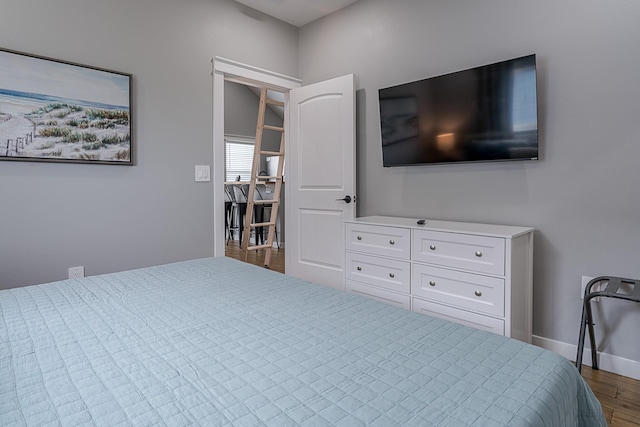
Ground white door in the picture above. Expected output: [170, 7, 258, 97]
[285, 74, 356, 290]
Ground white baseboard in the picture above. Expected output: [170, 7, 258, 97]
[532, 335, 640, 381]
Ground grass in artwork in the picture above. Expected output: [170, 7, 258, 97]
[3, 100, 131, 162]
[86, 108, 129, 123]
[114, 149, 129, 160]
[66, 118, 89, 128]
[61, 133, 80, 143]
[78, 152, 100, 160]
[39, 127, 71, 138]
[91, 120, 115, 129]
[101, 134, 121, 145]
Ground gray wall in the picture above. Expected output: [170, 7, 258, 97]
[299, 0, 640, 363]
[225, 81, 284, 153]
[0, 0, 297, 289]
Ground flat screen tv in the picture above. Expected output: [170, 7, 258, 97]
[379, 54, 538, 167]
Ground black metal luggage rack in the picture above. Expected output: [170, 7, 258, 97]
[576, 276, 640, 373]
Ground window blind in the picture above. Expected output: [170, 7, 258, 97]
[225, 136, 254, 182]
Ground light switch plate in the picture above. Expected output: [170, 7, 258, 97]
[195, 165, 210, 182]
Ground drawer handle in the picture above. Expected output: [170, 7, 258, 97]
[389, 239, 395, 245]
[357, 266, 362, 271]
[389, 273, 395, 278]
[475, 290, 482, 297]
[357, 236, 362, 241]
[430, 245, 436, 251]
[475, 251, 483, 257]
[429, 281, 436, 287]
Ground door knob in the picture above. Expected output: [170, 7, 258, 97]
[336, 195, 352, 203]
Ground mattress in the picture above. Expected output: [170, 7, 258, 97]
[0, 257, 605, 426]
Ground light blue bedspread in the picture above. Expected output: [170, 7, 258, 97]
[1, 257, 605, 426]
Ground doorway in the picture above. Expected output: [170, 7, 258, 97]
[212, 58, 301, 270]
[213, 58, 356, 289]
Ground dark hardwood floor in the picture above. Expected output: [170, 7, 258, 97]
[225, 241, 640, 426]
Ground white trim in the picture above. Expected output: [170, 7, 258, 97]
[214, 57, 301, 91]
[212, 58, 300, 258]
[213, 66, 225, 257]
[533, 335, 640, 380]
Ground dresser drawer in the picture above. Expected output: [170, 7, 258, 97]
[412, 264, 505, 316]
[347, 280, 411, 310]
[412, 298, 505, 335]
[413, 230, 505, 275]
[346, 252, 410, 293]
[346, 223, 410, 259]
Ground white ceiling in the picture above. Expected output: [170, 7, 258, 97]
[234, 0, 359, 27]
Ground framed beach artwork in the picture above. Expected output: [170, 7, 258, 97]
[0, 48, 132, 165]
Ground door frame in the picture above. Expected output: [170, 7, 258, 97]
[212, 57, 301, 257]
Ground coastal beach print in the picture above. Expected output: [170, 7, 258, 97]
[0, 49, 131, 164]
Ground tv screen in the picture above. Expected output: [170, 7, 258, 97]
[379, 54, 538, 167]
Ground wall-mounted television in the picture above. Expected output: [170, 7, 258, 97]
[379, 54, 538, 167]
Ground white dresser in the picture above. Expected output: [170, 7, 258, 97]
[345, 216, 534, 343]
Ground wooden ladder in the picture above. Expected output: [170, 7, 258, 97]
[241, 87, 285, 268]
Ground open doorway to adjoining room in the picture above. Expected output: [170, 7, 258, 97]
[213, 58, 300, 271]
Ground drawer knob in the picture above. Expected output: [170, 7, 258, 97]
[389, 239, 395, 245]
[357, 236, 362, 240]
[475, 290, 482, 297]
[357, 266, 362, 271]
[429, 281, 436, 287]
[475, 251, 483, 257]
[430, 245, 436, 251]
[389, 273, 395, 278]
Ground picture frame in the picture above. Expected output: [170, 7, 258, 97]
[0, 47, 133, 165]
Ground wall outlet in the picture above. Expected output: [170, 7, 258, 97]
[69, 266, 85, 279]
[580, 276, 599, 302]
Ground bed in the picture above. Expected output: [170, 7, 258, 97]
[1, 257, 605, 426]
